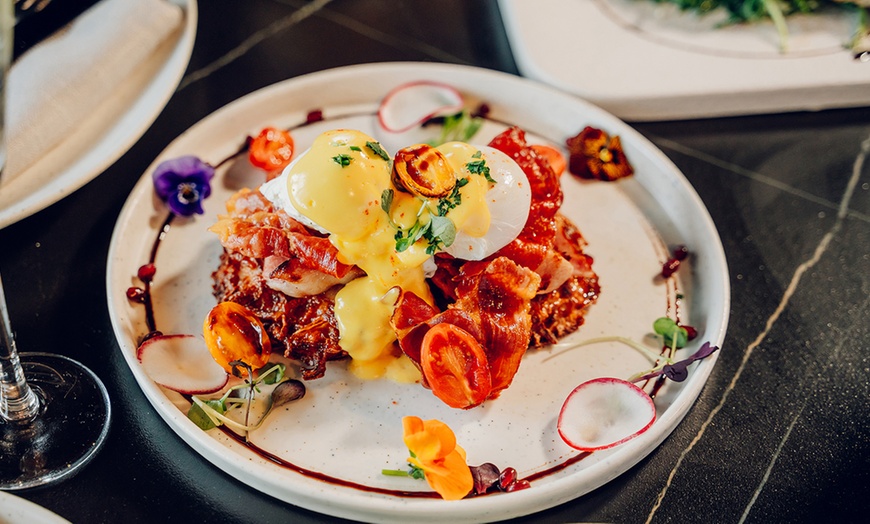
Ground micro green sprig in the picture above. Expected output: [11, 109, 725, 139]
[380, 187, 460, 255]
[381, 450, 427, 480]
[545, 317, 718, 385]
[187, 361, 304, 436]
[427, 110, 483, 147]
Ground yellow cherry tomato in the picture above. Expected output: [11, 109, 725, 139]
[203, 302, 272, 375]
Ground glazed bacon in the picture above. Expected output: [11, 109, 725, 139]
[212, 250, 345, 380]
[210, 188, 361, 297]
[451, 257, 540, 395]
[488, 127, 563, 280]
[529, 214, 600, 346]
[210, 188, 355, 379]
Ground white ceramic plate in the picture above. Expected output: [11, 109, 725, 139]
[106, 63, 729, 523]
[0, 492, 70, 524]
[0, 0, 197, 229]
[499, 0, 870, 120]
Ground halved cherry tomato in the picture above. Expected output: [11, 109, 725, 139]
[248, 127, 295, 172]
[420, 323, 492, 409]
[531, 144, 566, 177]
[203, 301, 272, 375]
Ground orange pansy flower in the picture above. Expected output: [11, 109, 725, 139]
[402, 416, 473, 500]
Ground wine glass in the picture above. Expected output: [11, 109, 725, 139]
[0, 0, 110, 490]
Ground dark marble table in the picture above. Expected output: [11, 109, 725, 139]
[2, 1, 868, 522]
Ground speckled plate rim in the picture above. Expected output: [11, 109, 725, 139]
[0, 491, 70, 524]
[106, 62, 730, 523]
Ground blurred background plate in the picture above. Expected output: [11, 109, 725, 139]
[499, 0, 870, 120]
[0, 0, 196, 229]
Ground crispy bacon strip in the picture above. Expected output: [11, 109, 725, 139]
[209, 189, 352, 378]
[391, 292, 482, 373]
[488, 127, 563, 272]
[210, 188, 359, 296]
[452, 257, 540, 395]
[529, 214, 600, 346]
[212, 250, 345, 380]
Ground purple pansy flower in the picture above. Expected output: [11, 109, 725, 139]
[152, 156, 215, 216]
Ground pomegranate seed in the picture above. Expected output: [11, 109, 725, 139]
[137, 263, 156, 282]
[306, 109, 324, 124]
[126, 286, 146, 303]
[505, 479, 531, 492]
[498, 467, 517, 490]
[682, 324, 698, 340]
[661, 258, 681, 278]
[672, 245, 689, 261]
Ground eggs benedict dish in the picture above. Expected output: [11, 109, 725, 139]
[209, 126, 599, 408]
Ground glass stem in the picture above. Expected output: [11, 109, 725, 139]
[0, 273, 41, 423]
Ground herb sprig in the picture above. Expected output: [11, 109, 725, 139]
[381, 188, 460, 255]
[544, 317, 718, 384]
[187, 362, 305, 436]
[427, 110, 484, 146]
[466, 151, 496, 184]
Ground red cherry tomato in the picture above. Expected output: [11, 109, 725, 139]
[248, 127, 295, 172]
[420, 323, 492, 409]
[531, 144, 566, 177]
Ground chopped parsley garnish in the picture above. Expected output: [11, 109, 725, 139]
[380, 189, 394, 215]
[332, 154, 352, 167]
[349, 145, 362, 152]
[366, 141, 390, 161]
[436, 177, 468, 216]
[466, 153, 496, 183]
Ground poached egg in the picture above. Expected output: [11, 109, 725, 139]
[260, 129, 531, 382]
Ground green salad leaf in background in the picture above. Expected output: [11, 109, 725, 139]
[644, 0, 869, 54]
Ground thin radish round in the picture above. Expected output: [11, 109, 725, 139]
[137, 334, 229, 395]
[377, 81, 464, 133]
[558, 377, 656, 452]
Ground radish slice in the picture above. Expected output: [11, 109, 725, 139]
[558, 377, 656, 452]
[377, 81, 464, 133]
[137, 334, 229, 395]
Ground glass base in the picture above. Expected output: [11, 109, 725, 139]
[0, 352, 111, 490]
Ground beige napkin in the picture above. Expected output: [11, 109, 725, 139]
[4, 0, 183, 181]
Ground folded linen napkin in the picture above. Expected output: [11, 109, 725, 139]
[3, 0, 183, 183]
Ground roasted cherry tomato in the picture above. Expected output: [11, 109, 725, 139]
[531, 144, 566, 177]
[248, 127, 295, 172]
[203, 301, 271, 375]
[420, 323, 492, 409]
